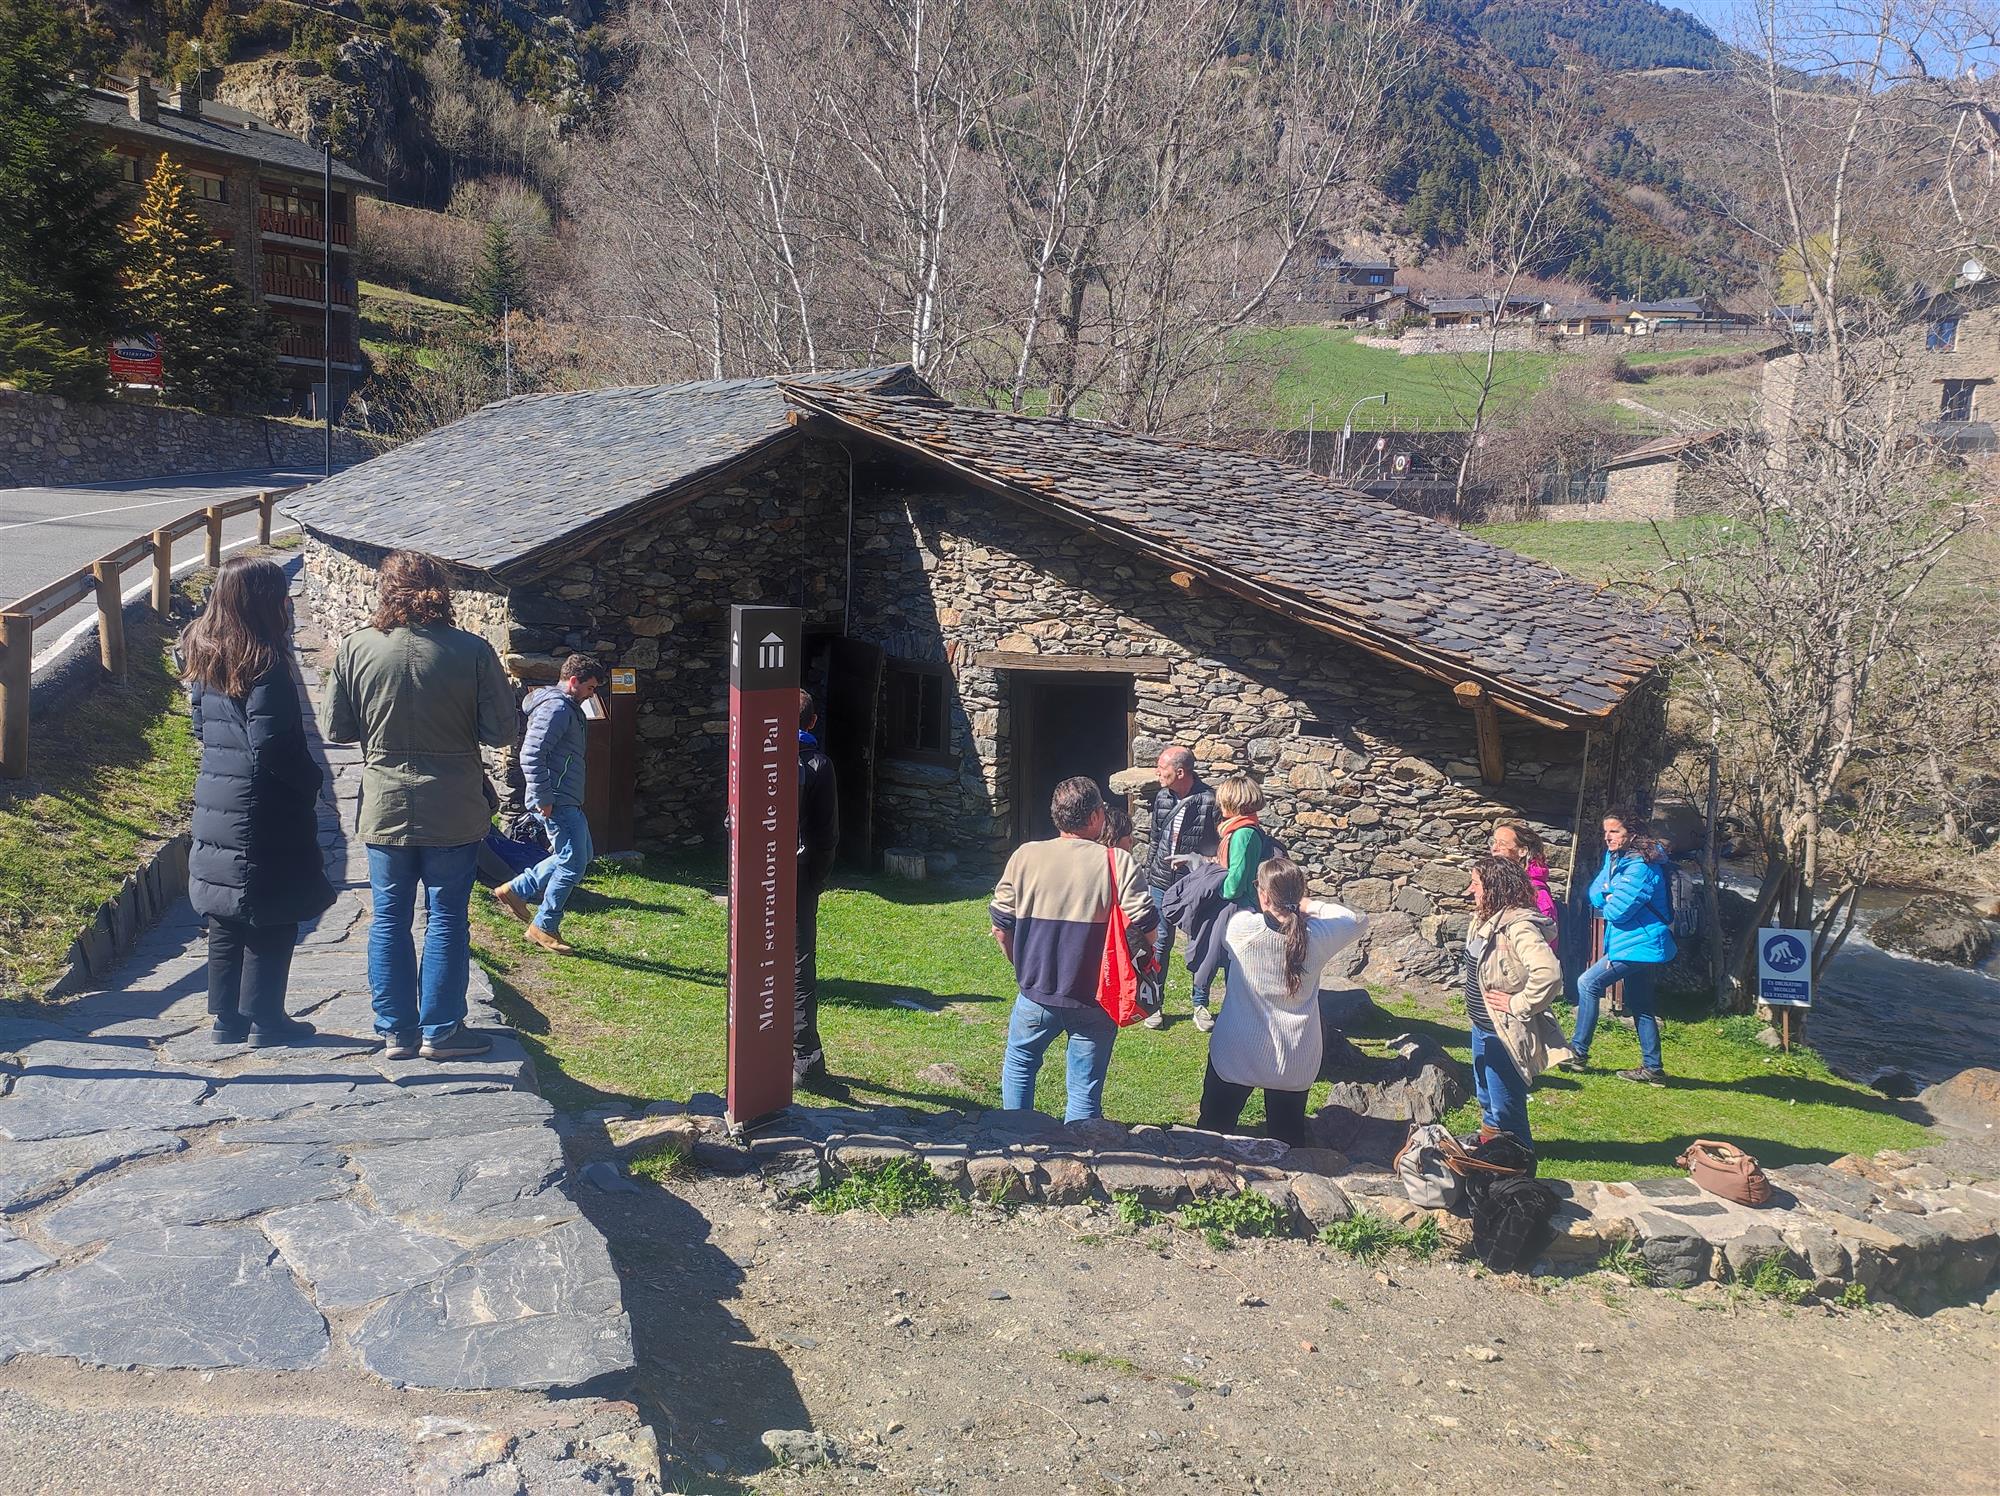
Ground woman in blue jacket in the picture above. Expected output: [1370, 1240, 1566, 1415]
[1565, 807, 1675, 1085]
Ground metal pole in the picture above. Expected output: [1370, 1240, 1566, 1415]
[1337, 391, 1389, 481]
[322, 138, 332, 479]
[502, 293, 512, 397]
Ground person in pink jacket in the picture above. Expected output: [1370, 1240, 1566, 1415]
[1491, 823, 1559, 928]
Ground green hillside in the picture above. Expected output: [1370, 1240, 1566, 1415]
[1245, 327, 1556, 429]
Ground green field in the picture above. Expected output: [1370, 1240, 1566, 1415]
[1244, 326, 1557, 429]
[473, 855, 1929, 1181]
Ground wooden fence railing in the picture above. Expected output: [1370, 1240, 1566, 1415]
[0, 488, 299, 780]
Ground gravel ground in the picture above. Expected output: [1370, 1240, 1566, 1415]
[597, 1174, 2000, 1494]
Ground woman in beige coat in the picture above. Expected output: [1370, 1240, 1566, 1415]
[1462, 855, 1572, 1146]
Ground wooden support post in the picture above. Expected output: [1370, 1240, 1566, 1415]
[0, 612, 30, 780]
[151, 529, 174, 616]
[92, 560, 126, 680]
[204, 506, 225, 568]
[1780, 1008, 1791, 1054]
[1453, 680, 1506, 784]
[257, 490, 274, 547]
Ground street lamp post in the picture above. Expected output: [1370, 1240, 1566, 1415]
[1335, 391, 1388, 480]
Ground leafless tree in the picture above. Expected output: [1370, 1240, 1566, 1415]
[1443, 72, 1585, 511]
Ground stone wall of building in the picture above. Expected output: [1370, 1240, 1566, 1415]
[0, 390, 384, 487]
[504, 442, 852, 849]
[297, 534, 510, 658]
[844, 457, 1664, 986]
[1541, 459, 1681, 523]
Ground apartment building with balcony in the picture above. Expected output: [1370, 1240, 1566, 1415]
[79, 77, 380, 415]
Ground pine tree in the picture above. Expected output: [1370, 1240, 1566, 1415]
[123, 154, 276, 411]
[0, 0, 130, 396]
[469, 220, 528, 323]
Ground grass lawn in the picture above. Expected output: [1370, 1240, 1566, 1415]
[357, 280, 474, 315]
[1241, 326, 1556, 430]
[0, 615, 197, 999]
[1467, 516, 1731, 584]
[473, 855, 1931, 1181]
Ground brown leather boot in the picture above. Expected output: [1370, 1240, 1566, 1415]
[524, 924, 575, 955]
[490, 885, 534, 925]
[1477, 1125, 1501, 1144]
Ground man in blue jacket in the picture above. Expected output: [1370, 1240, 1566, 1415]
[492, 654, 606, 953]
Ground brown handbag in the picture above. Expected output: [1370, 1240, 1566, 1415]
[1677, 1139, 1772, 1206]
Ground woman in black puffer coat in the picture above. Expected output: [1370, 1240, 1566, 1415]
[182, 556, 335, 1044]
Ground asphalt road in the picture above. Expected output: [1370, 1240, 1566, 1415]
[0, 467, 332, 664]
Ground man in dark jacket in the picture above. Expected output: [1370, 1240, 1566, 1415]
[492, 654, 607, 954]
[795, 689, 841, 1085]
[1144, 746, 1219, 1031]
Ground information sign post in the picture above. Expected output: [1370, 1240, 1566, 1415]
[1755, 927, 1814, 1052]
[725, 605, 802, 1130]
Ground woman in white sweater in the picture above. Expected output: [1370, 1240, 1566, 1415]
[1198, 858, 1368, 1145]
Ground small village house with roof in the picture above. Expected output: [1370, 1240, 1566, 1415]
[78, 77, 379, 415]
[287, 369, 1672, 985]
[1537, 429, 1729, 522]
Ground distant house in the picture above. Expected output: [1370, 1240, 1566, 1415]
[1421, 294, 1540, 329]
[77, 77, 380, 415]
[1539, 300, 1626, 336]
[1762, 277, 1997, 460]
[1624, 298, 1748, 336]
[1335, 288, 1417, 325]
[1536, 430, 1728, 524]
[1767, 304, 1817, 337]
[1292, 243, 1402, 316]
[287, 368, 1671, 985]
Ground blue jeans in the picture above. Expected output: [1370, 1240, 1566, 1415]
[506, 806, 592, 935]
[1000, 995, 1117, 1122]
[1470, 1024, 1531, 1142]
[1572, 956, 1665, 1072]
[367, 841, 480, 1044]
[1149, 885, 1211, 1008]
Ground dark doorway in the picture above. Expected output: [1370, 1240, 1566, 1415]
[1011, 672, 1134, 843]
[809, 635, 884, 868]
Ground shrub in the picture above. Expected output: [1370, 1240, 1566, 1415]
[809, 1156, 954, 1217]
[1318, 1211, 1406, 1264]
[1746, 1258, 1813, 1304]
[628, 1140, 693, 1183]
[1597, 1241, 1652, 1285]
[1113, 1190, 1161, 1230]
[1180, 1190, 1289, 1243]
[1838, 1281, 1869, 1309]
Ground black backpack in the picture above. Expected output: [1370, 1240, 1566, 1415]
[1471, 1175, 1561, 1273]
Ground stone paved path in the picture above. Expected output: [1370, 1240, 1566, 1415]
[0, 606, 653, 1490]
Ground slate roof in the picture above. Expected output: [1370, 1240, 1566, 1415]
[284, 367, 926, 578]
[293, 367, 1669, 725]
[781, 383, 1669, 726]
[81, 89, 379, 188]
[1604, 429, 1726, 468]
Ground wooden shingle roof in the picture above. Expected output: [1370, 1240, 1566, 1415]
[784, 383, 1671, 727]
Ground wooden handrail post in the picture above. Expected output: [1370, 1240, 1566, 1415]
[151, 528, 174, 615]
[92, 560, 127, 681]
[0, 612, 31, 780]
[257, 490, 274, 547]
[204, 505, 225, 568]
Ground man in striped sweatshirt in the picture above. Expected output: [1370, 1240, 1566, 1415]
[990, 776, 1157, 1121]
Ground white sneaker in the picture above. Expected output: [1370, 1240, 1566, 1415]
[1142, 1009, 1166, 1030]
[1191, 1006, 1215, 1033]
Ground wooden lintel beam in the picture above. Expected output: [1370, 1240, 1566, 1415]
[972, 650, 1172, 677]
[1454, 680, 1506, 784]
[1168, 569, 1203, 594]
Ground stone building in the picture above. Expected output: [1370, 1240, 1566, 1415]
[78, 77, 377, 415]
[287, 368, 1672, 985]
[1541, 429, 1726, 522]
[1762, 277, 1999, 464]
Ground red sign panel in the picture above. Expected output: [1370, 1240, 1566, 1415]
[108, 333, 164, 384]
[725, 604, 802, 1130]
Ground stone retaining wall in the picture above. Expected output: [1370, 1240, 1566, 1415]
[46, 834, 189, 997]
[0, 388, 385, 487]
[598, 1098, 2000, 1311]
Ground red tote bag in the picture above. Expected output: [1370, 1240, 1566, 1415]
[1096, 848, 1145, 1028]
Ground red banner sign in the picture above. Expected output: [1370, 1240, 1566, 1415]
[725, 604, 802, 1130]
[107, 333, 164, 385]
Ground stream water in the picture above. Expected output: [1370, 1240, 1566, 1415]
[1720, 878, 2000, 1089]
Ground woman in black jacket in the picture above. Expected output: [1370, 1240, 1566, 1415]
[182, 556, 335, 1043]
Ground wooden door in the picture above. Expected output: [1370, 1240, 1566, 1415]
[825, 637, 884, 866]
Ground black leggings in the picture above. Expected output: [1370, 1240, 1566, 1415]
[207, 916, 299, 1027]
[1198, 1060, 1310, 1147]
